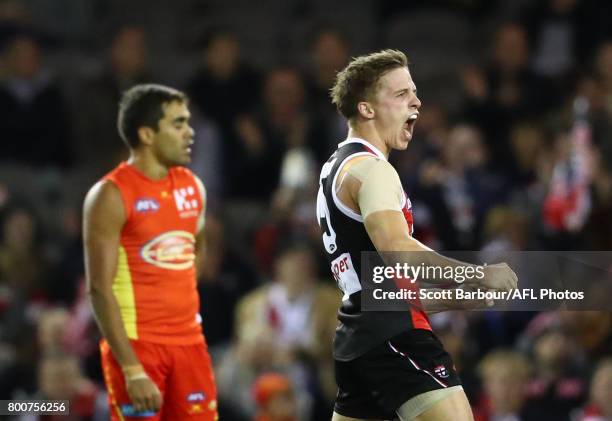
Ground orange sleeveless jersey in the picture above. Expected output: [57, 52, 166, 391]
[103, 162, 204, 345]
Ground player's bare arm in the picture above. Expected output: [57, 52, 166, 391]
[364, 209, 517, 294]
[336, 157, 517, 300]
[83, 180, 162, 413]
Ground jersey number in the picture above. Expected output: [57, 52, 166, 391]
[317, 159, 337, 254]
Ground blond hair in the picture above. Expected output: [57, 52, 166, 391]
[478, 349, 531, 381]
[330, 49, 408, 120]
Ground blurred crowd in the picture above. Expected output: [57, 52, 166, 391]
[0, 0, 611, 420]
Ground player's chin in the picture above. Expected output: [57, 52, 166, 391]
[396, 131, 411, 149]
[174, 154, 191, 166]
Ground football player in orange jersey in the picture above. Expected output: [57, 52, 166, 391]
[83, 84, 217, 420]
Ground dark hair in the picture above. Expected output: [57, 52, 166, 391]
[0, 197, 44, 250]
[197, 26, 236, 50]
[308, 24, 349, 50]
[330, 49, 408, 120]
[273, 236, 314, 261]
[117, 83, 187, 148]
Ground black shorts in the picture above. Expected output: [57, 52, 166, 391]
[334, 329, 461, 420]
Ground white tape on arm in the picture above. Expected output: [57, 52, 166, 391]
[349, 158, 404, 219]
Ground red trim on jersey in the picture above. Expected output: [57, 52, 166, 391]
[391, 276, 432, 331]
[410, 308, 431, 330]
[395, 192, 429, 329]
[402, 207, 414, 236]
[363, 145, 376, 156]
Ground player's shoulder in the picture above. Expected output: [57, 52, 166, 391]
[100, 162, 137, 189]
[341, 153, 379, 172]
[83, 179, 123, 216]
[348, 155, 398, 178]
[170, 165, 197, 179]
[85, 179, 121, 203]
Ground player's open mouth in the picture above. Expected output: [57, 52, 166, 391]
[404, 114, 419, 138]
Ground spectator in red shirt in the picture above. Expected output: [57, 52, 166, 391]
[252, 373, 297, 421]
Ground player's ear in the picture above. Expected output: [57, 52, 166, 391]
[138, 126, 155, 146]
[357, 101, 375, 119]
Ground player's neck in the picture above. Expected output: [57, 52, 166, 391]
[347, 125, 390, 158]
[127, 152, 169, 180]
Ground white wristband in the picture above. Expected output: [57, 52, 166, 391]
[126, 372, 149, 382]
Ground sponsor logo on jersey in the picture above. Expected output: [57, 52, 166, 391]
[140, 231, 195, 270]
[331, 253, 361, 300]
[173, 186, 199, 218]
[434, 365, 449, 378]
[187, 391, 206, 402]
[135, 198, 160, 213]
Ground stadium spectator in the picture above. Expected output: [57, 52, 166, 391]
[37, 307, 68, 355]
[187, 29, 260, 133]
[216, 241, 338, 419]
[305, 27, 350, 158]
[462, 23, 550, 176]
[19, 353, 104, 421]
[578, 358, 612, 421]
[186, 29, 261, 199]
[232, 67, 323, 202]
[0, 199, 49, 345]
[558, 311, 612, 361]
[473, 349, 539, 421]
[521, 0, 581, 86]
[73, 24, 150, 175]
[0, 29, 73, 168]
[252, 372, 298, 421]
[197, 213, 259, 348]
[524, 326, 587, 420]
[415, 124, 507, 249]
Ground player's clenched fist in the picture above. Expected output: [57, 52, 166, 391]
[480, 263, 518, 292]
[123, 365, 162, 413]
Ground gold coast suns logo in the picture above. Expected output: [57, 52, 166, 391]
[140, 231, 195, 270]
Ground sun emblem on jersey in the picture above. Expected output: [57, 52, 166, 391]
[140, 231, 195, 270]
